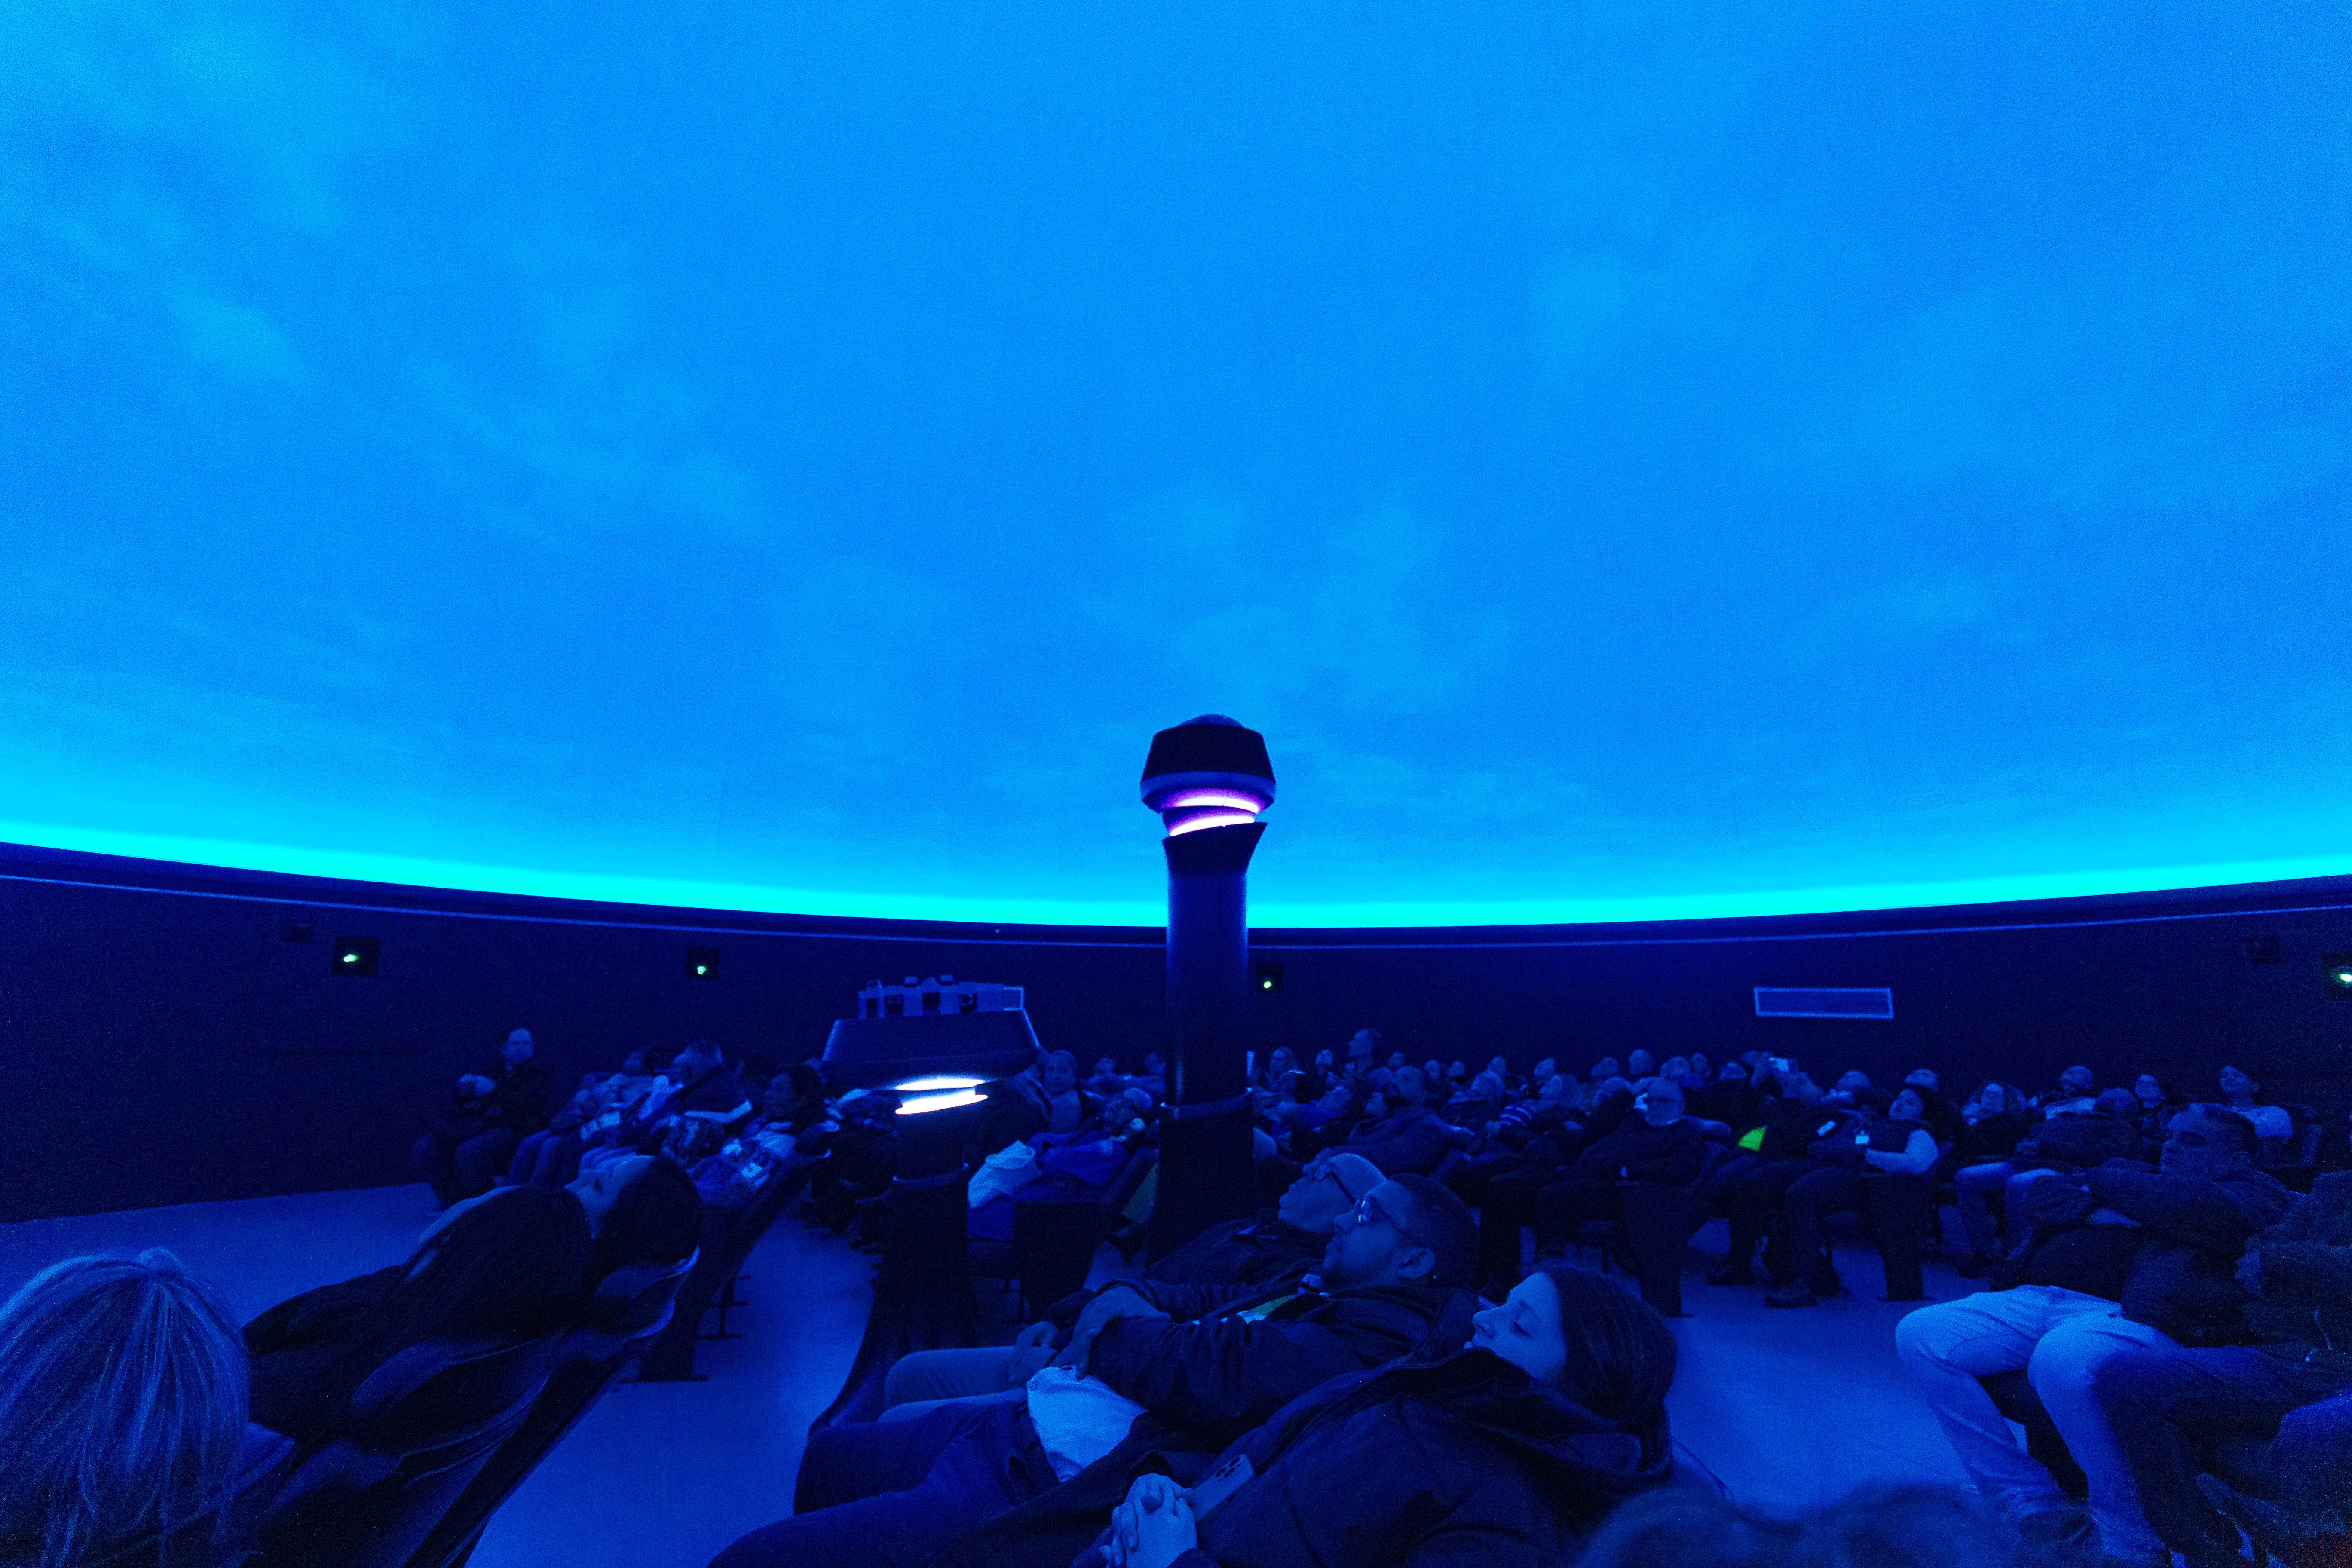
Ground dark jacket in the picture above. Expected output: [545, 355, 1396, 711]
[1956, 1110, 2036, 1164]
[1086, 1279, 1479, 1437]
[1754, 1099, 1847, 1163]
[934, 1284, 1478, 1568]
[1570, 1118, 1709, 1186]
[2243, 1172, 2352, 1370]
[437, 1056, 554, 1140]
[2016, 1112, 2144, 1171]
[1132, 1213, 1325, 1295]
[1340, 1108, 1454, 1176]
[1684, 1081, 1758, 1129]
[1107, 1347, 1672, 1568]
[2024, 1161, 2294, 1342]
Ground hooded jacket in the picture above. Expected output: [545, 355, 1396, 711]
[1100, 1345, 1673, 1568]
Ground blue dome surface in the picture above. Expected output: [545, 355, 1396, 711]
[3, 3, 2348, 925]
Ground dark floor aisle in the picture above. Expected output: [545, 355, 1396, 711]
[1, 1192, 1978, 1566]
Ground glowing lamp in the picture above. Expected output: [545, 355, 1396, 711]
[1140, 715, 1275, 837]
[2327, 953, 2352, 995]
[897, 1088, 988, 1115]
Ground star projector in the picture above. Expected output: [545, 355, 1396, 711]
[1139, 714, 1276, 1259]
[1141, 714, 1276, 836]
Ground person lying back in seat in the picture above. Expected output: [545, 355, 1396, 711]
[1087, 1261, 1678, 1568]
[709, 1176, 1482, 1568]
[244, 1158, 699, 1449]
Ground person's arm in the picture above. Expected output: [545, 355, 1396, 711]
[2084, 1165, 2268, 1251]
[1865, 1128, 1940, 1176]
[1126, 1280, 1271, 1320]
[1084, 1298, 1418, 1433]
[1622, 1131, 1706, 1185]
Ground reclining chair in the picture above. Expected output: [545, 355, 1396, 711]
[256, 1330, 562, 1568]
[403, 1250, 698, 1568]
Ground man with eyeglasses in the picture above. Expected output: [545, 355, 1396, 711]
[880, 1153, 1387, 1411]
[747, 1175, 1481, 1568]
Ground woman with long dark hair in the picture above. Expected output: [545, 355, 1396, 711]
[1094, 1261, 1678, 1568]
[244, 1157, 700, 1448]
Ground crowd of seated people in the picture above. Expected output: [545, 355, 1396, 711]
[10, 1029, 2343, 1568]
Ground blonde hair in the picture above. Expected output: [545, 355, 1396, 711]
[0, 1250, 248, 1568]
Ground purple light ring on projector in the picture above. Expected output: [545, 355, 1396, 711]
[1164, 808, 1259, 837]
[1139, 769, 1277, 812]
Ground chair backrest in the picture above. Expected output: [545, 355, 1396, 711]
[579, 1250, 699, 1337]
[396, 1254, 699, 1568]
[259, 1335, 560, 1568]
[1099, 1145, 1157, 1216]
[2267, 1121, 2324, 1170]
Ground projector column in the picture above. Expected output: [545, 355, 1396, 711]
[1140, 716, 1276, 1262]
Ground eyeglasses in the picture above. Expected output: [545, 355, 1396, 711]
[1346, 1194, 1431, 1252]
[1304, 1160, 1370, 1204]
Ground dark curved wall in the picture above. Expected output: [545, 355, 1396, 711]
[5, 842, 2349, 1223]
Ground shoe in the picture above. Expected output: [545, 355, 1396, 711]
[1763, 1282, 1819, 1308]
[2197, 1471, 2346, 1559]
[2015, 1506, 2100, 1565]
[1954, 1253, 1990, 1279]
[1704, 1258, 1755, 1286]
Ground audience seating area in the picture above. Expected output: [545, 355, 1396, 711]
[1, 1029, 2344, 1568]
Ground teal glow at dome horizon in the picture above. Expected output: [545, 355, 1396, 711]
[3, 3, 2349, 927]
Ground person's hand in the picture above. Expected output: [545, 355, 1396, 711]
[2236, 1248, 2265, 1296]
[1005, 1319, 1063, 1382]
[1055, 1286, 1167, 1370]
[1111, 1474, 1197, 1568]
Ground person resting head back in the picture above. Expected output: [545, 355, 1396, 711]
[759, 1073, 799, 1125]
[1635, 1077, 1686, 1127]
[579, 1155, 701, 1284]
[2093, 1086, 2140, 1119]
[0, 1250, 248, 1568]
[1316, 1173, 1478, 1291]
[1092, 1261, 1677, 1568]
[1471, 1262, 1676, 1427]
[1274, 1152, 1384, 1235]
[2161, 1104, 2260, 1177]
[248, 1184, 591, 1447]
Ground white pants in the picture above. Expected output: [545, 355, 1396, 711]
[1894, 1285, 2173, 1565]
[879, 1346, 1029, 1421]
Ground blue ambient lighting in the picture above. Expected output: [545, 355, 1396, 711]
[3, 6, 2349, 928]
